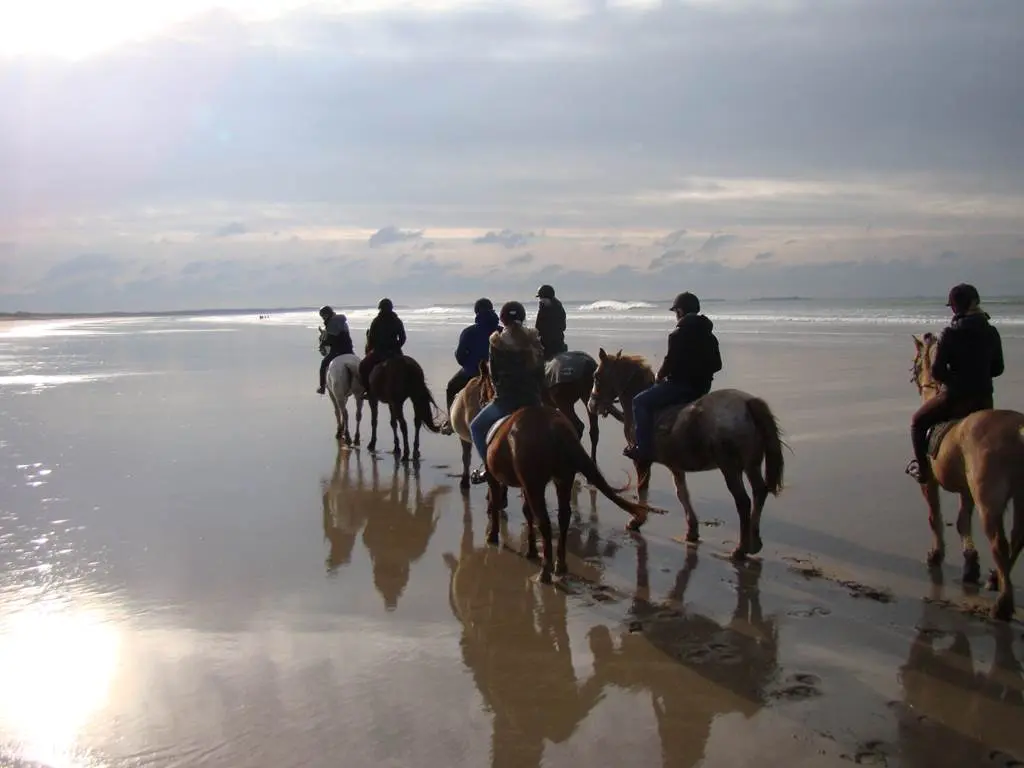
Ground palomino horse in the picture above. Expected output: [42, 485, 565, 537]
[910, 332, 1024, 621]
[587, 348, 786, 560]
[482, 400, 666, 583]
[364, 349, 443, 462]
[448, 362, 494, 490]
[325, 353, 365, 446]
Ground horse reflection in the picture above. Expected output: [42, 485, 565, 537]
[896, 598, 1024, 766]
[586, 541, 779, 767]
[322, 448, 450, 610]
[443, 495, 605, 768]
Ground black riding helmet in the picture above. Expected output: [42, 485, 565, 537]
[500, 301, 526, 325]
[319, 305, 333, 320]
[536, 284, 555, 300]
[378, 298, 394, 312]
[473, 297, 494, 314]
[670, 291, 700, 315]
[946, 283, 980, 314]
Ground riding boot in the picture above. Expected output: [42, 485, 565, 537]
[470, 466, 490, 485]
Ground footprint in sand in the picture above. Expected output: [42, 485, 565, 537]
[769, 672, 823, 701]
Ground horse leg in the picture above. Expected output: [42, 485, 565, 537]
[521, 496, 539, 562]
[342, 402, 351, 445]
[998, 489, 1024, 582]
[980, 500, 1015, 621]
[459, 440, 472, 491]
[721, 465, 753, 561]
[586, 397, 600, 463]
[553, 476, 573, 577]
[412, 408, 422, 463]
[744, 460, 769, 556]
[522, 478, 554, 583]
[670, 469, 700, 544]
[956, 491, 980, 584]
[367, 398, 379, 452]
[353, 397, 363, 446]
[484, 475, 504, 547]
[387, 403, 401, 457]
[329, 391, 343, 440]
[922, 479, 945, 568]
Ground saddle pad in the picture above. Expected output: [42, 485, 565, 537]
[544, 351, 597, 387]
[927, 420, 958, 459]
[485, 415, 512, 445]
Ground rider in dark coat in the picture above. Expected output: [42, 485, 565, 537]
[359, 298, 407, 392]
[623, 292, 722, 464]
[445, 298, 502, 411]
[906, 283, 1004, 484]
[535, 284, 568, 361]
[317, 305, 355, 394]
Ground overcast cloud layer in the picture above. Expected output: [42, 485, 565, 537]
[2, 0, 1023, 311]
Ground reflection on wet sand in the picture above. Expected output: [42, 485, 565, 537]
[322, 448, 450, 609]
[444, 497, 782, 768]
[588, 539, 779, 768]
[894, 596, 1024, 767]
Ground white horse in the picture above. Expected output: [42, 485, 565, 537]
[326, 353, 365, 446]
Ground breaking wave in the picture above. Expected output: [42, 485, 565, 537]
[576, 300, 658, 312]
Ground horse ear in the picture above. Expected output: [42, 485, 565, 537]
[615, 348, 623, 358]
[922, 332, 936, 344]
[598, 347, 607, 361]
[912, 334, 923, 350]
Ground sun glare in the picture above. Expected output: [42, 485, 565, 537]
[0, 598, 122, 767]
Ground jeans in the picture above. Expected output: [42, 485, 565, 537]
[910, 390, 993, 478]
[319, 350, 343, 390]
[470, 400, 508, 463]
[446, 369, 473, 411]
[632, 380, 698, 458]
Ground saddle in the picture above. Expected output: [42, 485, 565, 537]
[926, 420, 959, 459]
[485, 415, 512, 446]
[544, 351, 597, 388]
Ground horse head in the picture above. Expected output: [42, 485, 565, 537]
[911, 332, 940, 399]
[589, 346, 636, 415]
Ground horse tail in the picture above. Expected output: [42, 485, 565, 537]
[556, 417, 667, 518]
[410, 363, 443, 433]
[746, 396, 787, 495]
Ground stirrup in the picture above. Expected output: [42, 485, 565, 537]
[904, 459, 929, 484]
[440, 420, 454, 436]
[470, 467, 489, 485]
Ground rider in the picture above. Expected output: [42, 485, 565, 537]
[359, 298, 407, 391]
[469, 300, 546, 484]
[445, 297, 501, 412]
[535, 284, 568, 362]
[623, 291, 722, 464]
[316, 305, 355, 395]
[906, 283, 1004, 484]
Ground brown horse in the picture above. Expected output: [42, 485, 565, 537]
[483, 402, 666, 583]
[910, 332, 1024, 621]
[364, 350, 443, 462]
[587, 348, 786, 560]
[544, 351, 621, 461]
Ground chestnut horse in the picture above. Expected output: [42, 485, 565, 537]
[483, 402, 666, 584]
[364, 349, 443, 462]
[910, 332, 1024, 621]
[587, 348, 786, 560]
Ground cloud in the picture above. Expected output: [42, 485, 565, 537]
[698, 234, 739, 256]
[653, 229, 688, 248]
[471, 229, 534, 248]
[509, 252, 535, 266]
[938, 249, 959, 261]
[212, 221, 248, 238]
[755, 251, 774, 261]
[649, 249, 688, 270]
[368, 226, 424, 248]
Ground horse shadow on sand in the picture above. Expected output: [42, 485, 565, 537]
[321, 447, 451, 610]
[443, 500, 782, 768]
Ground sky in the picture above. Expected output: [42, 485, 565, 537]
[1, 0, 1023, 311]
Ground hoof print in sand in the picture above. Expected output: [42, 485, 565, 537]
[841, 740, 890, 765]
[839, 580, 894, 603]
[701, 518, 725, 528]
[768, 672, 823, 701]
[787, 605, 832, 619]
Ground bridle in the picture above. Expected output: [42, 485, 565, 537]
[592, 357, 644, 414]
[910, 356, 940, 396]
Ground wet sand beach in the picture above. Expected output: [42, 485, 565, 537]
[1, 306, 1023, 768]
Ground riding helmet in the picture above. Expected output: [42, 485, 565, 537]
[946, 283, 980, 313]
[536, 284, 555, 300]
[319, 305, 333, 319]
[670, 291, 700, 315]
[378, 298, 394, 312]
[500, 301, 527, 325]
[473, 297, 494, 314]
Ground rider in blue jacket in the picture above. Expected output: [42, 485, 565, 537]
[445, 298, 501, 412]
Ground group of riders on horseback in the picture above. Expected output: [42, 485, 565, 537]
[316, 281, 1006, 490]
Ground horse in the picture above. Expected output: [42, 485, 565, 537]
[586, 348, 786, 561]
[363, 347, 444, 462]
[480, 389, 666, 583]
[448, 362, 493, 490]
[325, 354, 365, 446]
[910, 332, 1024, 621]
[544, 350, 611, 462]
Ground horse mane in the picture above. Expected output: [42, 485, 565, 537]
[615, 352, 654, 375]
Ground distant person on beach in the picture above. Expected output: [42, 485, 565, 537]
[359, 298, 407, 392]
[623, 291, 722, 464]
[906, 283, 1004, 484]
[535, 284, 568, 361]
[445, 297, 501, 413]
[316, 305, 354, 395]
[469, 301, 546, 484]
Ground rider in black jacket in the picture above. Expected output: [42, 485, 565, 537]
[359, 298, 407, 392]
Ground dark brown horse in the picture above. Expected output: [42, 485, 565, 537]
[544, 351, 618, 462]
[483, 403, 666, 583]
[364, 348, 443, 462]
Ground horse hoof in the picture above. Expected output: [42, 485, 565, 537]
[460, 477, 470, 491]
[534, 570, 553, 585]
[353, 436, 361, 446]
[991, 595, 1015, 622]
[748, 537, 763, 555]
[730, 548, 748, 562]
[401, 455, 410, 464]
[962, 553, 981, 585]
[626, 517, 645, 532]
[554, 562, 568, 577]
[686, 531, 701, 544]
[926, 548, 944, 567]
[986, 570, 1000, 592]
[525, 549, 540, 562]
